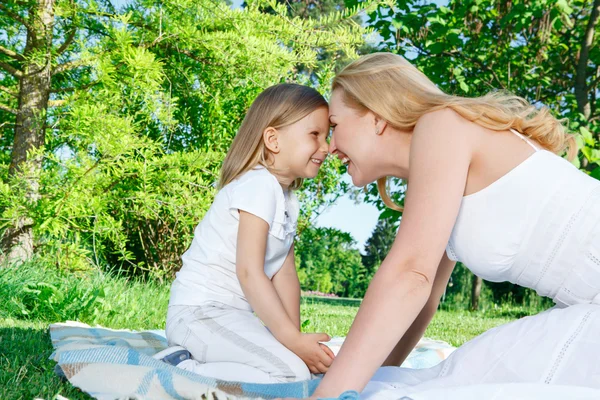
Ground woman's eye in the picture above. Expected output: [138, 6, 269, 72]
[311, 131, 319, 136]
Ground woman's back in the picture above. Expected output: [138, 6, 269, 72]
[447, 132, 600, 306]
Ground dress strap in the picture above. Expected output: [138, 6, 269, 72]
[510, 128, 539, 152]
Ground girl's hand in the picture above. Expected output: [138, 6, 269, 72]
[319, 342, 336, 361]
[288, 332, 335, 374]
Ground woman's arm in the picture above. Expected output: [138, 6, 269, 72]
[313, 109, 472, 397]
[383, 253, 456, 367]
[272, 245, 301, 330]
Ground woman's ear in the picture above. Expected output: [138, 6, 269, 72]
[263, 127, 280, 154]
[374, 114, 388, 136]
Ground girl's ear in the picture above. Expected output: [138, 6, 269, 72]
[263, 127, 280, 154]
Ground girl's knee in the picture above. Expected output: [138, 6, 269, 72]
[284, 356, 311, 382]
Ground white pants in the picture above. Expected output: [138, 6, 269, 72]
[165, 304, 310, 383]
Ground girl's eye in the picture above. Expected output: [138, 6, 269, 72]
[311, 131, 319, 136]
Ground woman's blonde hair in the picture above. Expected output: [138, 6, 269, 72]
[219, 83, 328, 190]
[332, 52, 577, 211]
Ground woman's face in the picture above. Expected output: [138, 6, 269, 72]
[328, 89, 382, 187]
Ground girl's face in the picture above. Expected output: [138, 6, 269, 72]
[271, 107, 330, 182]
[328, 89, 382, 187]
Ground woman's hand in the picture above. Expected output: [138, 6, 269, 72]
[287, 332, 335, 374]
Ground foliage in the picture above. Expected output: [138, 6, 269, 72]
[439, 262, 554, 311]
[295, 226, 369, 297]
[354, 0, 600, 215]
[0, 259, 170, 328]
[362, 216, 397, 274]
[0, 0, 366, 273]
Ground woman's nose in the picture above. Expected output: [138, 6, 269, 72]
[328, 135, 337, 155]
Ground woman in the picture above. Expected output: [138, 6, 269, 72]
[313, 52, 600, 398]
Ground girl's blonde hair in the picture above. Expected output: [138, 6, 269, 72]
[332, 52, 577, 211]
[219, 83, 328, 190]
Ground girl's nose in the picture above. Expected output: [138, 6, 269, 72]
[318, 134, 329, 154]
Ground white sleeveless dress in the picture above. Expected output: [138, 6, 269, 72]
[365, 130, 600, 396]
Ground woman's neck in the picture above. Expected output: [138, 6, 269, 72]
[378, 128, 412, 180]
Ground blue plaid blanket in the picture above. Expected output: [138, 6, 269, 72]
[49, 321, 454, 399]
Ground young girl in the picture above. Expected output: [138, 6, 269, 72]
[155, 83, 335, 383]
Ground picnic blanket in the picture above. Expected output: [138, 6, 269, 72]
[49, 321, 455, 400]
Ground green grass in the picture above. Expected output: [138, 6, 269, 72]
[0, 263, 542, 399]
[0, 318, 90, 400]
[300, 300, 527, 347]
[425, 309, 519, 347]
[0, 263, 171, 330]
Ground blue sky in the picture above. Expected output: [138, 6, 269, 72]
[314, 185, 380, 252]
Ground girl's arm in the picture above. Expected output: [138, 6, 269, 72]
[313, 109, 473, 397]
[382, 253, 456, 367]
[272, 245, 301, 330]
[236, 211, 333, 372]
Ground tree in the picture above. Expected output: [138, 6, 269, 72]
[470, 273, 482, 310]
[362, 216, 397, 275]
[0, 0, 109, 262]
[357, 0, 600, 216]
[1, 0, 365, 270]
[357, 0, 600, 174]
[275, 0, 355, 19]
[295, 226, 368, 297]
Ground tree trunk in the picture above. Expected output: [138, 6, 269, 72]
[1, 0, 54, 264]
[575, 0, 600, 120]
[470, 274, 482, 311]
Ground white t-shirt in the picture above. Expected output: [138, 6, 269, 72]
[168, 166, 299, 311]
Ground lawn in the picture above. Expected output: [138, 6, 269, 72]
[0, 264, 538, 399]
